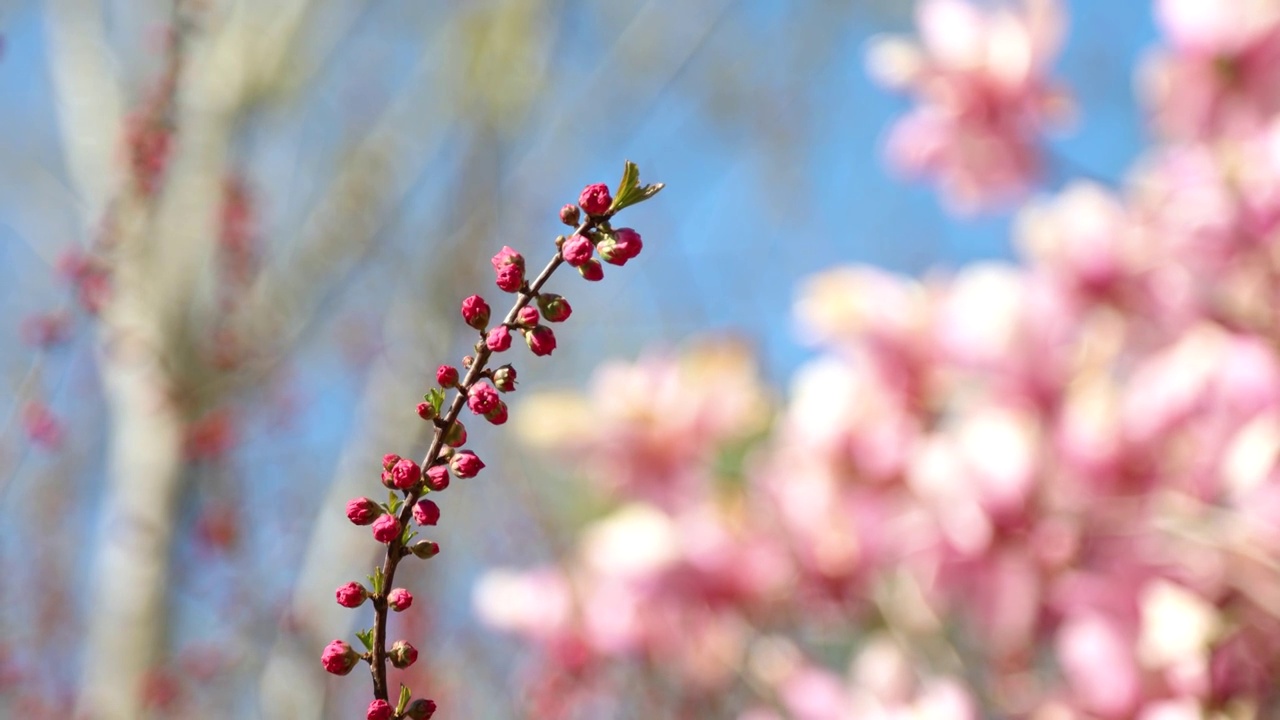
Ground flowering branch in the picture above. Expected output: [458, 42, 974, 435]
[321, 162, 662, 720]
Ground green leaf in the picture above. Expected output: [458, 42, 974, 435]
[370, 567, 385, 595]
[608, 160, 664, 214]
[400, 524, 416, 546]
[608, 160, 641, 213]
[387, 492, 403, 514]
[397, 685, 412, 714]
[355, 628, 375, 652]
[425, 388, 446, 416]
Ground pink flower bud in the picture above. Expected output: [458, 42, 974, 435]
[388, 587, 414, 612]
[467, 383, 500, 415]
[406, 698, 438, 719]
[536, 293, 572, 322]
[372, 514, 401, 544]
[598, 228, 643, 266]
[525, 325, 557, 356]
[561, 234, 594, 267]
[413, 498, 441, 526]
[517, 306, 540, 326]
[560, 203, 580, 226]
[389, 640, 418, 669]
[486, 325, 512, 352]
[490, 245, 525, 271]
[416, 401, 435, 421]
[450, 450, 485, 478]
[460, 295, 491, 330]
[321, 640, 359, 675]
[380, 470, 396, 489]
[367, 699, 393, 720]
[390, 458, 421, 490]
[382, 453, 401, 471]
[495, 263, 524, 293]
[443, 420, 467, 447]
[335, 582, 368, 608]
[436, 365, 459, 387]
[346, 497, 383, 526]
[578, 182, 612, 216]
[492, 365, 517, 392]
[410, 539, 441, 559]
[578, 259, 604, 281]
[425, 465, 451, 492]
[484, 401, 509, 425]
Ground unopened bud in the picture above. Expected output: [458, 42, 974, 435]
[346, 497, 383, 526]
[335, 582, 368, 609]
[321, 640, 359, 675]
[484, 401, 509, 425]
[424, 464, 451, 492]
[436, 365, 459, 387]
[389, 640, 418, 669]
[409, 540, 440, 559]
[405, 698, 438, 719]
[387, 587, 414, 612]
[443, 420, 467, 447]
[559, 204, 580, 226]
[492, 365, 517, 392]
[460, 295, 490, 330]
[536, 293, 572, 322]
[578, 259, 604, 282]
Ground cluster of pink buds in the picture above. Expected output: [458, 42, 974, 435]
[324, 161, 662, 719]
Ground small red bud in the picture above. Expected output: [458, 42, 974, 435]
[461, 295, 491, 330]
[346, 497, 383, 526]
[517, 306, 540, 326]
[335, 582, 369, 608]
[425, 464, 451, 492]
[321, 640, 359, 675]
[372, 514, 400, 544]
[409, 540, 440, 559]
[525, 325, 558, 356]
[389, 640, 418, 669]
[367, 700, 393, 720]
[484, 401, 509, 425]
[405, 698, 438, 719]
[562, 234, 594, 267]
[578, 259, 604, 281]
[450, 450, 485, 478]
[443, 420, 467, 447]
[387, 587, 414, 612]
[492, 365, 517, 392]
[578, 182, 612, 216]
[436, 365, 459, 387]
[486, 325, 512, 352]
[416, 401, 436, 421]
[536, 293, 572, 322]
[413, 498, 441, 526]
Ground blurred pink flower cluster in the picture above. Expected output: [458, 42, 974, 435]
[476, 3, 1280, 717]
[868, 0, 1071, 212]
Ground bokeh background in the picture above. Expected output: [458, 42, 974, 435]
[5, 0, 1276, 718]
